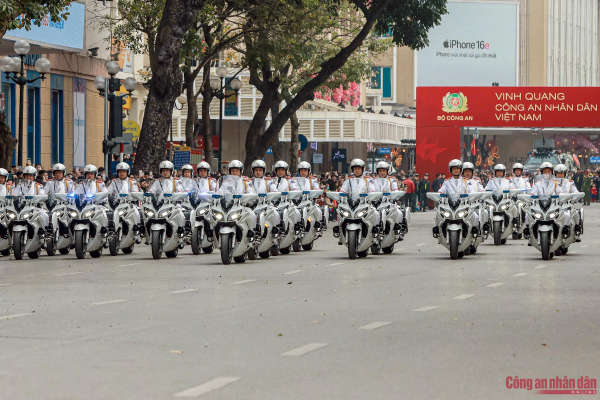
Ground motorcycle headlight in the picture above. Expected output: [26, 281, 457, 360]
[144, 209, 155, 218]
[500, 204, 508, 210]
[340, 209, 350, 218]
[532, 212, 542, 220]
[198, 208, 208, 215]
[159, 209, 171, 218]
[440, 208, 451, 218]
[21, 212, 32, 220]
[68, 210, 78, 218]
[0, 211, 4, 219]
[356, 209, 367, 218]
[228, 212, 240, 221]
[117, 209, 126, 216]
[214, 212, 224, 221]
[83, 210, 94, 218]
[6, 211, 16, 220]
[457, 210, 467, 218]
[548, 209, 560, 219]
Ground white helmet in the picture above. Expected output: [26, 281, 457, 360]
[539, 162, 553, 173]
[180, 164, 194, 174]
[0, 168, 8, 178]
[159, 160, 175, 173]
[196, 161, 211, 173]
[273, 160, 289, 172]
[251, 160, 267, 172]
[553, 164, 568, 174]
[512, 162, 524, 171]
[350, 159, 366, 170]
[23, 166, 38, 178]
[52, 163, 66, 173]
[462, 162, 475, 172]
[83, 164, 98, 178]
[298, 161, 311, 174]
[116, 162, 130, 173]
[375, 161, 390, 174]
[493, 164, 506, 176]
[228, 160, 244, 174]
[448, 159, 463, 173]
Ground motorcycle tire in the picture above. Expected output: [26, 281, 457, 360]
[517, 233, 523, 239]
[190, 228, 202, 255]
[90, 248, 103, 258]
[562, 246, 568, 254]
[270, 244, 279, 256]
[166, 248, 178, 258]
[122, 245, 134, 254]
[59, 247, 70, 255]
[74, 230, 86, 259]
[540, 231, 551, 260]
[234, 253, 247, 263]
[1, 249, 10, 256]
[464, 247, 471, 256]
[280, 246, 291, 255]
[46, 237, 56, 256]
[247, 248, 257, 260]
[220, 233, 233, 265]
[347, 230, 358, 260]
[512, 232, 519, 240]
[108, 236, 119, 256]
[151, 230, 163, 260]
[302, 243, 313, 251]
[292, 239, 301, 252]
[357, 250, 368, 258]
[259, 251, 271, 258]
[382, 244, 394, 254]
[202, 244, 214, 254]
[28, 247, 41, 259]
[469, 245, 477, 254]
[371, 243, 380, 255]
[501, 238, 507, 245]
[493, 221, 502, 245]
[458, 251, 464, 259]
[13, 231, 25, 260]
[554, 247, 563, 256]
[449, 230, 460, 260]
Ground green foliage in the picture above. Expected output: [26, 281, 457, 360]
[0, 0, 72, 35]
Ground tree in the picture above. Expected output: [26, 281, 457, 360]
[242, 0, 447, 169]
[0, 0, 73, 168]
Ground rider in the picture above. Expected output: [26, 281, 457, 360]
[0, 168, 11, 196]
[293, 161, 323, 223]
[438, 159, 468, 195]
[107, 163, 139, 194]
[45, 164, 73, 195]
[554, 163, 581, 240]
[149, 161, 184, 195]
[269, 161, 299, 192]
[462, 162, 489, 233]
[219, 160, 257, 228]
[178, 164, 196, 193]
[340, 159, 376, 194]
[485, 164, 512, 191]
[250, 160, 280, 225]
[193, 162, 218, 193]
[531, 162, 562, 196]
[510, 163, 531, 191]
[9, 165, 48, 227]
[74, 165, 108, 198]
[372, 161, 403, 230]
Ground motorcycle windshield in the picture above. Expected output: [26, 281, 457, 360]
[537, 195, 552, 211]
[13, 197, 25, 213]
[346, 178, 368, 202]
[448, 193, 461, 210]
[217, 175, 245, 211]
[492, 189, 504, 204]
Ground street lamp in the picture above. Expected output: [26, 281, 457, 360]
[1, 40, 51, 166]
[93, 60, 137, 167]
[208, 68, 242, 168]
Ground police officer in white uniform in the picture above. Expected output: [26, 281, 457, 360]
[510, 163, 531, 191]
[485, 164, 513, 191]
[149, 161, 184, 195]
[438, 159, 468, 195]
[193, 162, 218, 193]
[340, 159, 379, 225]
[46, 164, 74, 195]
[73, 164, 109, 226]
[461, 162, 488, 232]
[531, 162, 563, 196]
[178, 164, 196, 193]
[371, 161, 403, 224]
[554, 163, 580, 239]
[292, 161, 323, 222]
[0, 168, 10, 196]
[107, 162, 141, 225]
[218, 160, 257, 228]
[269, 161, 299, 192]
[251, 160, 280, 225]
[10, 166, 49, 227]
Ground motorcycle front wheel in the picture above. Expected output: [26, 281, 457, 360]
[449, 230, 460, 260]
[190, 227, 202, 255]
[74, 230, 87, 259]
[302, 242, 313, 251]
[292, 239, 301, 252]
[59, 247, 70, 255]
[347, 230, 358, 259]
[151, 230, 163, 260]
[46, 236, 56, 256]
[220, 233, 233, 265]
[493, 221, 502, 245]
[1, 248, 10, 256]
[540, 231, 551, 260]
[13, 231, 25, 260]
[108, 235, 120, 256]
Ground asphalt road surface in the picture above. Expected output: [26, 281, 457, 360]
[1, 205, 599, 400]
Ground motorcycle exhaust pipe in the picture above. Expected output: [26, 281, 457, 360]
[332, 226, 340, 238]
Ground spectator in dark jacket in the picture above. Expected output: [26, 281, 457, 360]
[431, 173, 442, 193]
[418, 174, 431, 211]
[573, 169, 584, 192]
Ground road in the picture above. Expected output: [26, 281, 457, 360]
[1, 205, 599, 399]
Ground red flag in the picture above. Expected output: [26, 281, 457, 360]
[470, 137, 477, 156]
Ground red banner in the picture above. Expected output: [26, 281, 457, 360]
[196, 136, 220, 150]
[417, 87, 600, 128]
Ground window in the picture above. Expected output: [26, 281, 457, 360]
[51, 89, 64, 164]
[382, 67, 392, 99]
[370, 67, 381, 89]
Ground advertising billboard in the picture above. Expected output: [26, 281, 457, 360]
[416, 1, 518, 87]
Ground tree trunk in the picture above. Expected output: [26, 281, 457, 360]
[288, 111, 300, 173]
[133, 0, 205, 172]
[0, 112, 16, 169]
[242, 91, 279, 172]
[200, 65, 213, 168]
[184, 70, 197, 148]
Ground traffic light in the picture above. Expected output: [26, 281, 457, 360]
[109, 95, 123, 139]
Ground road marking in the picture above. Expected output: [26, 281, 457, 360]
[174, 377, 241, 398]
[281, 343, 329, 356]
[570, 251, 579, 254]
[453, 294, 476, 300]
[512, 273, 528, 277]
[358, 321, 393, 330]
[535, 264, 548, 269]
[231, 280, 256, 285]
[91, 299, 128, 306]
[0, 313, 34, 321]
[282, 270, 304, 275]
[0, 283, 12, 287]
[580, 245, 590, 249]
[169, 289, 198, 294]
[327, 262, 344, 266]
[486, 282, 505, 288]
[414, 243, 427, 247]
[55, 272, 85, 276]
[413, 306, 439, 312]
[119, 263, 140, 267]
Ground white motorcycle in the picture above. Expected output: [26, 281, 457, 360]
[295, 180, 324, 251]
[49, 193, 79, 255]
[558, 192, 585, 254]
[210, 177, 258, 264]
[519, 193, 569, 260]
[485, 189, 522, 245]
[252, 192, 282, 259]
[189, 192, 215, 255]
[327, 191, 383, 259]
[72, 192, 109, 259]
[275, 190, 303, 255]
[6, 195, 49, 260]
[137, 192, 187, 259]
[0, 196, 11, 256]
[108, 194, 140, 256]
[427, 192, 491, 260]
[374, 191, 405, 254]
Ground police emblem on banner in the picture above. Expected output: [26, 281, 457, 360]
[442, 92, 469, 113]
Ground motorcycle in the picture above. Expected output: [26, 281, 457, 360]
[294, 179, 324, 251]
[251, 192, 282, 258]
[558, 192, 585, 254]
[189, 192, 215, 255]
[327, 191, 383, 259]
[519, 193, 570, 260]
[136, 192, 187, 259]
[49, 193, 79, 256]
[210, 176, 259, 264]
[374, 191, 406, 254]
[427, 192, 491, 260]
[6, 194, 49, 260]
[108, 193, 140, 256]
[275, 190, 303, 255]
[485, 189, 522, 245]
[72, 192, 110, 259]
[0, 196, 12, 256]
